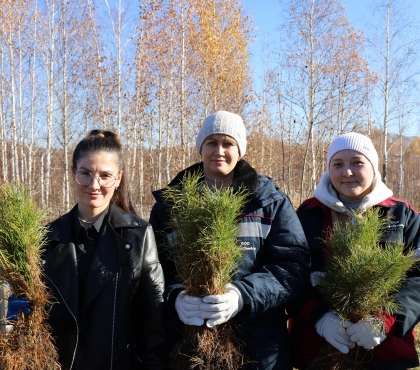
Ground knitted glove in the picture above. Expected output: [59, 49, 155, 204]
[315, 311, 354, 353]
[175, 292, 204, 326]
[346, 320, 387, 349]
[7, 294, 30, 321]
[200, 283, 244, 328]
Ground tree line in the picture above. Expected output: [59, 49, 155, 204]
[0, 0, 419, 219]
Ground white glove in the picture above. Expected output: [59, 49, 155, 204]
[200, 283, 244, 328]
[346, 320, 387, 349]
[315, 311, 355, 354]
[175, 292, 204, 326]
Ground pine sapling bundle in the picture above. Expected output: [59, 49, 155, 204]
[312, 207, 417, 369]
[0, 183, 60, 370]
[162, 171, 248, 370]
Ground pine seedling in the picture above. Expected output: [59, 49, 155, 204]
[313, 207, 417, 369]
[162, 170, 248, 296]
[0, 183, 60, 370]
[161, 170, 248, 369]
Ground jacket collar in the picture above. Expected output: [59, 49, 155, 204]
[313, 171, 393, 213]
[152, 159, 285, 210]
[167, 159, 259, 195]
[107, 203, 140, 229]
[49, 204, 139, 243]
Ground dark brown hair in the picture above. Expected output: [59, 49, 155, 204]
[72, 129, 136, 215]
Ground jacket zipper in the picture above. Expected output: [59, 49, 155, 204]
[44, 273, 79, 369]
[110, 271, 119, 370]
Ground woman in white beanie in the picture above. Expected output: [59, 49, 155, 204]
[150, 111, 310, 369]
[289, 132, 420, 370]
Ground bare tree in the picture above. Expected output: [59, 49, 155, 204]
[28, 0, 39, 191]
[274, 0, 373, 202]
[366, 0, 420, 182]
[6, 1, 20, 183]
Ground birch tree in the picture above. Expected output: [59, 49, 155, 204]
[0, 26, 7, 181]
[5, 0, 20, 183]
[44, 0, 56, 208]
[275, 0, 373, 201]
[366, 0, 420, 183]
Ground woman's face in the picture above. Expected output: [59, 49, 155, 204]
[329, 150, 375, 201]
[72, 151, 122, 215]
[201, 134, 240, 178]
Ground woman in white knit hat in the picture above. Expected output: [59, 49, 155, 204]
[150, 111, 310, 369]
[289, 132, 420, 370]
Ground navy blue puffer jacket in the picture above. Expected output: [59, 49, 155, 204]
[150, 160, 310, 370]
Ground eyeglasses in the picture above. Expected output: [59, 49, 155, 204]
[75, 171, 118, 188]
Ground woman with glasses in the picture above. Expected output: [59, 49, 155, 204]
[40, 130, 165, 369]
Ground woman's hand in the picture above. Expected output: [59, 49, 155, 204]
[346, 320, 387, 349]
[315, 312, 354, 353]
[200, 283, 244, 328]
[175, 292, 204, 326]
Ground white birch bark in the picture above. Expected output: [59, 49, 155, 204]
[28, 0, 38, 191]
[0, 46, 7, 181]
[62, 0, 70, 212]
[8, 19, 19, 183]
[45, 0, 56, 207]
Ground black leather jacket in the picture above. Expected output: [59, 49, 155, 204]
[43, 204, 165, 370]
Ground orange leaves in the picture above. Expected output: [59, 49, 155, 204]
[191, 0, 252, 113]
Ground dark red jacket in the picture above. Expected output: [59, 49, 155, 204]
[289, 197, 420, 370]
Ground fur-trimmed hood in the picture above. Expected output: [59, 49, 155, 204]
[313, 171, 393, 213]
[167, 159, 259, 195]
[153, 159, 283, 209]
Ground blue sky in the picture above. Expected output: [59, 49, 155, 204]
[242, 0, 420, 82]
[241, 0, 420, 135]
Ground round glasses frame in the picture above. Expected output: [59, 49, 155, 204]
[75, 171, 118, 188]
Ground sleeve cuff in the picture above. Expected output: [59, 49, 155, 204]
[307, 300, 329, 327]
[374, 311, 397, 335]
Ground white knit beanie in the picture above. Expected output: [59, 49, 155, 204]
[195, 111, 247, 158]
[327, 132, 379, 175]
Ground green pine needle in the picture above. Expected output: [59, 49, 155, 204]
[0, 183, 49, 297]
[161, 170, 248, 296]
[318, 207, 417, 324]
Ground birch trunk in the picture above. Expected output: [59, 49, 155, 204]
[0, 47, 7, 181]
[28, 0, 38, 191]
[62, 0, 70, 212]
[18, 27, 25, 183]
[8, 20, 19, 183]
[382, 0, 391, 183]
[46, 0, 55, 207]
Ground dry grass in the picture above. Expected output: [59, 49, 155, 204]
[413, 324, 420, 370]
